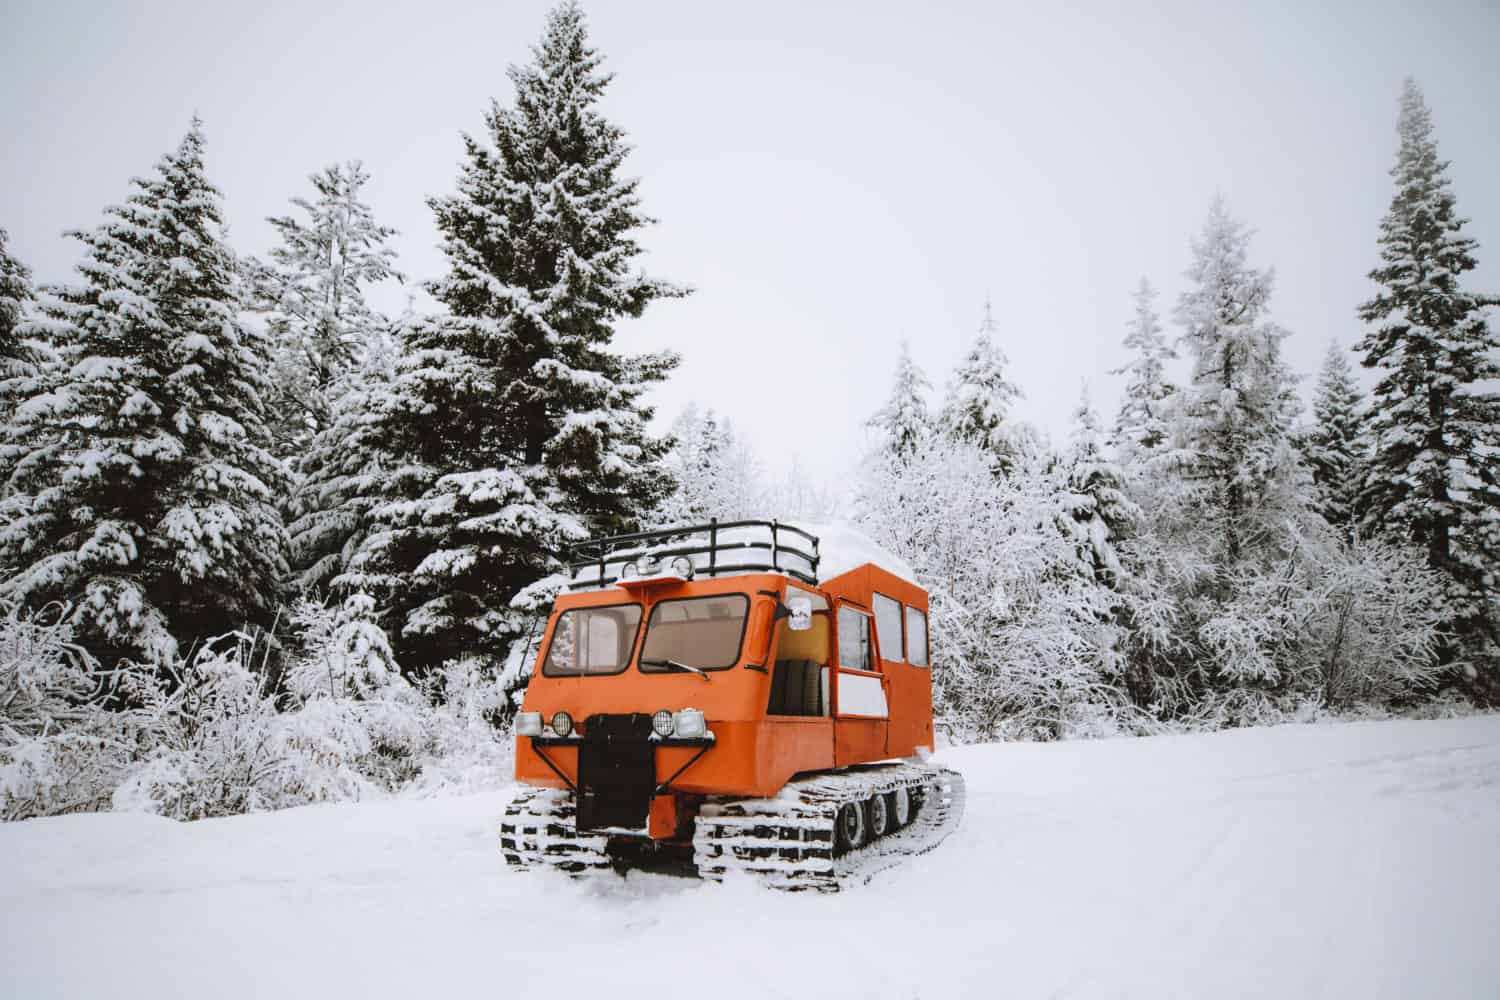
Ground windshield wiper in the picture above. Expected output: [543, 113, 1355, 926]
[641, 657, 712, 682]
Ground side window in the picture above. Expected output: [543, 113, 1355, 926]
[873, 593, 904, 662]
[837, 606, 872, 672]
[905, 607, 929, 667]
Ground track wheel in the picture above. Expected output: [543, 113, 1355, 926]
[836, 801, 866, 853]
[868, 792, 891, 839]
[889, 786, 911, 829]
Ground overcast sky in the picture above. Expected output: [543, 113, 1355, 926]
[4, 0, 1498, 484]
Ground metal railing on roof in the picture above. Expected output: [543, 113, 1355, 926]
[566, 519, 821, 590]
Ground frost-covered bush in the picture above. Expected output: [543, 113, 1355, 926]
[405, 657, 513, 796]
[1284, 534, 1448, 707]
[1119, 458, 1449, 722]
[113, 632, 382, 819]
[0, 603, 146, 820]
[857, 437, 1127, 742]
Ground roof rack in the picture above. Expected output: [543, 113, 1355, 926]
[567, 519, 821, 590]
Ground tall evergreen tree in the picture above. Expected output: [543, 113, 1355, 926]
[0, 122, 288, 666]
[285, 324, 399, 593]
[0, 228, 35, 373]
[249, 161, 402, 454]
[350, 2, 684, 670]
[1110, 277, 1176, 461]
[940, 299, 1025, 471]
[1357, 79, 1500, 689]
[1170, 197, 1305, 568]
[868, 339, 932, 459]
[1303, 339, 1366, 533]
[0, 228, 53, 492]
[1063, 383, 1135, 586]
[652, 405, 761, 527]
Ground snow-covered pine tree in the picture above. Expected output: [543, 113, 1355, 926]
[1169, 197, 1305, 568]
[285, 324, 399, 593]
[0, 228, 36, 378]
[1110, 277, 1176, 462]
[0, 121, 288, 666]
[1063, 383, 1136, 586]
[1357, 79, 1500, 692]
[1302, 339, 1366, 534]
[868, 339, 932, 460]
[351, 2, 684, 670]
[940, 299, 1026, 473]
[653, 405, 762, 527]
[0, 229, 53, 492]
[249, 161, 402, 455]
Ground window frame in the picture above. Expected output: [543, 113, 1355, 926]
[638, 592, 752, 673]
[872, 592, 905, 663]
[905, 606, 930, 668]
[539, 601, 644, 678]
[836, 604, 875, 673]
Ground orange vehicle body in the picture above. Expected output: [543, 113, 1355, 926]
[515, 558, 934, 844]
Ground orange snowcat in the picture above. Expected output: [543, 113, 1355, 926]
[501, 520, 965, 890]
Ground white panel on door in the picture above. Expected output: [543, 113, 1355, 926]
[837, 672, 888, 718]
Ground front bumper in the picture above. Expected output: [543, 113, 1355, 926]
[525, 713, 714, 832]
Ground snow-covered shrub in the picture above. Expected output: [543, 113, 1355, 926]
[0, 603, 147, 820]
[857, 436, 1126, 742]
[113, 631, 382, 820]
[405, 657, 512, 797]
[1284, 534, 1448, 707]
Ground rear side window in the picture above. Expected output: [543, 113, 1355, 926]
[543, 604, 643, 676]
[873, 593, 904, 662]
[905, 607, 929, 667]
[837, 606, 873, 671]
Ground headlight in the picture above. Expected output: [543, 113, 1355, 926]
[673, 708, 706, 740]
[516, 712, 542, 737]
[620, 562, 639, 579]
[669, 555, 694, 578]
[550, 711, 574, 739]
[652, 710, 675, 737]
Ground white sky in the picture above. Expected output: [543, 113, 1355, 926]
[4, 0, 1498, 485]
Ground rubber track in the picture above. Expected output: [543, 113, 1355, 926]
[499, 763, 965, 890]
[499, 787, 610, 873]
[691, 762, 965, 892]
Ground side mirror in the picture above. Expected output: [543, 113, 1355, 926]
[787, 597, 813, 632]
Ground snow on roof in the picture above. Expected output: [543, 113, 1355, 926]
[566, 519, 918, 591]
[787, 519, 918, 587]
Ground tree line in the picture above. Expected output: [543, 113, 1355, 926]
[0, 4, 1496, 819]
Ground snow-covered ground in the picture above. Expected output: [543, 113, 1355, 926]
[3, 715, 1497, 999]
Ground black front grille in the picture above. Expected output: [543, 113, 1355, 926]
[576, 714, 656, 831]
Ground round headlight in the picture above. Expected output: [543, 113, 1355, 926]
[620, 562, 639, 580]
[550, 711, 574, 738]
[652, 710, 675, 738]
[670, 555, 694, 578]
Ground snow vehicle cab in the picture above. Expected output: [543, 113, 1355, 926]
[501, 521, 964, 890]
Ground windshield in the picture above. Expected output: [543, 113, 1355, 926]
[542, 603, 643, 676]
[640, 594, 750, 672]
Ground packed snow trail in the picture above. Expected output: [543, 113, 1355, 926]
[3, 716, 1498, 999]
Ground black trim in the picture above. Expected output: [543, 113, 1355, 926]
[530, 734, 714, 749]
[744, 663, 768, 674]
[539, 601, 644, 678]
[566, 519, 821, 589]
[639, 593, 751, 672]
